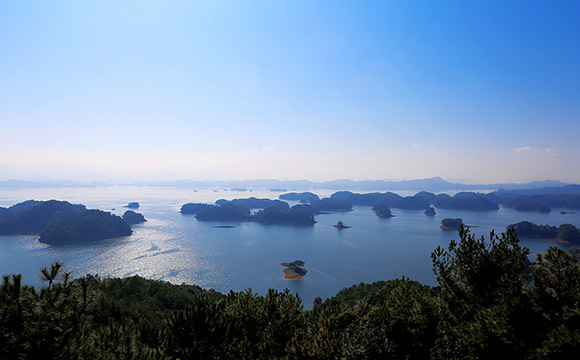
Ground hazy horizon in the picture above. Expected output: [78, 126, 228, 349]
[2, 1, 579, 184]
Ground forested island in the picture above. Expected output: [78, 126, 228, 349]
[1, 229, 578, 358]
[0, 200, 134, 245]
[279, 192, 320, 203]
[188, 201, 316, 225]
[440, 218, 463, 230]
[371, 202, 394, 218]
[122, 210, 147, 224]
[507, 221, 580, 243]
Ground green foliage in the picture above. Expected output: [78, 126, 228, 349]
[2, 230, 580, 358]
[39, 209, 132, 245]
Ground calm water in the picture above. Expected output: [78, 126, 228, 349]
[0, 186, 577, 309]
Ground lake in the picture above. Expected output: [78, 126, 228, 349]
[0, 186, 576, 309]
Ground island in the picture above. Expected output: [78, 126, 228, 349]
[289, 203, 322, 215]
[507, 221, 580, 244]
[498, 194, 580, 213]
[39, 209, 133, 245]
[253, 206, 316, 226]
[440, 218, 463, 230]
[279, 192, 320, 203]
[311, 198, 353, 212]
[217, 197, 290, 211]
[433, 192, 499, 211]
[424, 207, 436, 216]
[124, 202, 140, 209]
[195, 203, 252, 222]
[270, 188, 287, 192]
[329, 191, 429, 209]
[560, 211, 576, 215]
[122, 210, 146, 224]
[180, 203, 213, 214]
[333, 221, 351, 229]
[372, 202, 394, 218]
[0, 200, 86, 235]
[280, 260, 308, 280]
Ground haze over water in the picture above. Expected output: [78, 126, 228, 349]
[0, 186, 573, 309]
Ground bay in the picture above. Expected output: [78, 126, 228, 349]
[0, 186, 575, 309]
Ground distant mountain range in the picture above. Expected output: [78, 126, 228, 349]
[0, 180, 110, 189]
[0, 177, 574, 192]
[125, 177, 572, 192]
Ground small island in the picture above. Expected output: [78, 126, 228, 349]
[280, 260, 308, 280]
[122, 210, 146, 224]
[124, 202, 140, 209]
[333, 221, 351, 229]
[440, 218, 463, 230]
[424, 207, 436, 216]
[372, 202, 394, 218]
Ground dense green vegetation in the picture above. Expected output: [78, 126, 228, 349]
[0, 200, 133, 245]
[253, 206, 316, 225]
[194, 203, 315, 225]
[39, 210, 133, 245]
[0, 200, 86, 235]
[2, 228, 579, 358]
[310, 198, 353, 212]
[440, 218, 463, 230]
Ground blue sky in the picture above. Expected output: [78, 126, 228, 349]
[1, 1, 579, 183]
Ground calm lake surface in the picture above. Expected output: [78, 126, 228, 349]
[0, 186, 577, 309]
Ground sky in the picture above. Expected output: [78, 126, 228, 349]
[1, 1, 579, 184]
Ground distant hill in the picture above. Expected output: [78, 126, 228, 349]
[0, 180, 109, 189]
[1, 177, 573, 191]
[125, 177, 572, 191]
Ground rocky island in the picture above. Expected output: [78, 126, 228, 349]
[333, 221, 351, 229]
[124, 202, 140, 209]
[424, 207, 436, 216]
[280, 260, 308, 280]
[440, 218, 463, 230]
[122, 210, 146, 224]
